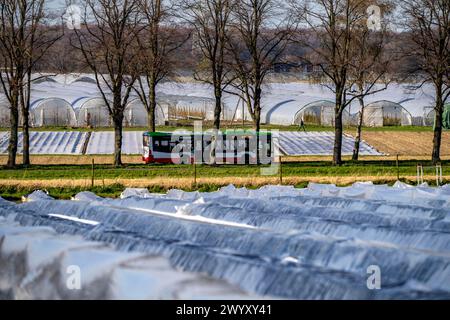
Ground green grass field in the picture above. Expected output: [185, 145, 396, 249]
[0, 160, 448, 201]
[1, 160, 449, 180]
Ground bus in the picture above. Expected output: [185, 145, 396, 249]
[142, 131, 273, 165]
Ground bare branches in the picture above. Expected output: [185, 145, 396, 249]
[181, 0, 235, 129]
[133, 0, 187, 131]
[0, 0, 61, 167]
[290, 0, 395, 165]
[226, 0, 293, 130]
[401, 0, 450, 89]
[401, 0, 450, 163]
[72, 0, 142, 166]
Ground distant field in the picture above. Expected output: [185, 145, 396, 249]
[0, 130, 448, 164]
[357, 131, 450, 156]
[0, 127, 448, 198]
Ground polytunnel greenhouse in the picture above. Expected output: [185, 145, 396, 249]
[124, 98, 167, 127]
[30, 98, 77, 127]
[423, 106, 435, 126]
[172, 96, 216, 120]
[294, 100, 351, 126]
[421, 105, 450, 128]
[363, 100, 413, 127]
[72, 97, 112, 127]
[261, 97, 351, 126]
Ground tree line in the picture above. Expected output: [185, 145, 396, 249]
[0, 0, 449, 168]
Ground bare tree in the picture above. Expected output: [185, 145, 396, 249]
[22, 7, 62, 166]
[182, 0, 234, 130]
[226, 0, 292, 134]
[0, 0, 22, 168]
[401, 0, 450, 164]
[134, 0, 186, 132]
[348, 2, 394, 160]
[72, 0, 141, 166]
[0, 0, 56, 167]
[292, 0, 385, 165]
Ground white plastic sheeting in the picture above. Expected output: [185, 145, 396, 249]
[30, 98, 77, 127]
[0, 130, 382, 156]
[0, 217, 256, 299]
[2, 77, 447, 127]
[124, 98, 166, 127]
[278, 132, 382, 156]
[70, 76, 97, 85]
[0, 132, 8, 153]
[0, 131, 88, 155]
[423, 107, 436, 126]
[73, 97, 112, 127]
[2, 182, 450, 299]
[363, 101, 413, 127]
[0, 98, 10, 127]
[86, 131, 143, 155]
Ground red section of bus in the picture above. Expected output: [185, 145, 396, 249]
[143, 156, 173, 164]
[143, 156, 258, 165]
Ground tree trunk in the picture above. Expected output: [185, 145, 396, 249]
[432, 85, 444, 165]
[7, 97, 19, 168]
[20, 83, 31, 166]
[113, 116, 123, 167]
[352, 97, 365, 161]
[333, 108, 343, 166]
[213, 86, 222, 130]
[22, 107, 30, 166]
[254, 97, 261, 164]
[148, 82, 157, 132]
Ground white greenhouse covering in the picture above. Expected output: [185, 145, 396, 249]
[363, 100, 413, 127]
[31, 76, 58, 84]
[30, 98, 77, 127]
[173, 96, 216, 120]
[295, 100, 351, 126]
[73, 97, 112, 127]
[423, 107, 436, 126]
[70, 76, 97, 84]
[0, 76, 448, 128]
[124, 98, 166, 127]
[261, 97, 351, 126]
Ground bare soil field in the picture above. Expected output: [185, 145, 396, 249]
[353, 131, 450, 156]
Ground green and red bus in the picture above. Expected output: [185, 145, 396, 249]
[142, 131, 273, 165]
